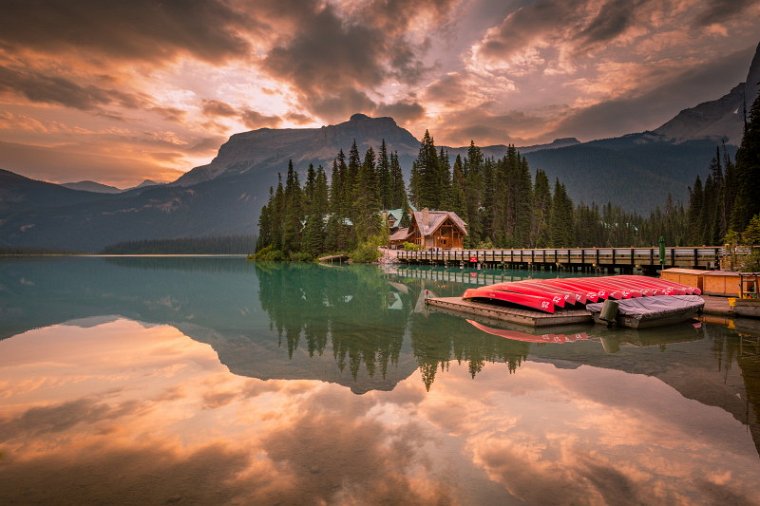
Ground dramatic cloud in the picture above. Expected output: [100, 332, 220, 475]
[0, 66, 143, 111]
[693, 0, 756, 27]
[547, 45, 756, 141]
[284, 112, 314, 125]
[375, 101, 426, 123]
[0, 0, 253, 63]
[0, 0, 759, 183]
[575, 0, 648, 51]
[240, 109, 282, 129]
[201, 99, 238, 118]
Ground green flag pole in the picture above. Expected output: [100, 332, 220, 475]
[658, 236, 666, 273]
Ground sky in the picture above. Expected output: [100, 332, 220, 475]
[1, 0, 759, 187]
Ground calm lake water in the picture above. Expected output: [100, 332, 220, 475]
[1, 257, 760, 505]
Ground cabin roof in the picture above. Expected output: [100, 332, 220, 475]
[390, 227, 411, 242]
[412, 210, 468, 237]
[385, 208, 404, 223]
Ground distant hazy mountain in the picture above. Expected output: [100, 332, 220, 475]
[0, 117, 735, 251]
[523, 132, 734, 210]
[0, 169, 112, 215]
[128, 179, 161, 190]
[655, 41, 760, 145]
[62, 180, 123, 194]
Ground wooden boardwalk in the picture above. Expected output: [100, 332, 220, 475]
[425, 297, 592, 327]
[398, 246, 723, 273]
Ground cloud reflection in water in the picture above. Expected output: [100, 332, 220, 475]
[0, 318, 758, 505]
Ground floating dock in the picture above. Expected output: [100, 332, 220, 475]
[425, 296, 592, 327]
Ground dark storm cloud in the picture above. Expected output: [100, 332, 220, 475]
[262, 5, 385, 120]
[477, 0, 587, 59]
[0, 0, 252, 63]
[576, 0, 648, 50]
[259, 0, 456, 122]
[202, 99, 238, 118]
[240, 109, 282, 129]
[548, 45, 755, 140]
[693, 0, 755, 27]
[376, 101, 426, 123]
[285, 112, 313, 125]
[0, 66, 144, 111]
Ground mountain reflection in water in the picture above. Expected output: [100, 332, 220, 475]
[1, 258, 760, 504]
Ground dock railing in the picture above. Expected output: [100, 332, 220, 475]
[396, 246, 723, 271]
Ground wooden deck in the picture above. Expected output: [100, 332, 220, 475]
[425, 296, 592, 327]
[398, 246, 723, 272]
[318, 254, 350, 263]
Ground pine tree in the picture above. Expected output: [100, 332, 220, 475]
[463, 141, 484, 246]
[451, 154, 466, 217]
[530, 169, 551, 247]
[389, 152, 406, 209]
[256, 187, 274, 251]
[303, 166, 329, 257]
[723, 142, 737, 241]
[481, 157, 496, 243]
[549, 179, 574, 247]
[732, 88, 760, 231]
[281, 160, 303, 254]
[378, 140, 391, 209]
[438, 147, 452, 209]
[687, 176, 704, 245]
[411, 130, 440, 209]
[354, 146, 381, 241]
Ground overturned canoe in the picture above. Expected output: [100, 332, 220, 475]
[586, 295, 704, 329]
[462, 286, 556, 313]
[461, 275, 701, 315]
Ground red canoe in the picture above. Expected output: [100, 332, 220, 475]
[484, 282, 568, 308]
[462, 287, 556, 313]
[514, 280, 585, 305]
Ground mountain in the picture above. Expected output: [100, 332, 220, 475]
[62, 180, 123, 194]
[0, 115, 736, 251]
[128, 179, 161, 190]
[523, 132, 734, 210]
[0, 169, 113, 216]
[174, 113, 420, 187]
[655, 41, 760, 144]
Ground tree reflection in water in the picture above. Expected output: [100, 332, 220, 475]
[256, 263, 531, 389]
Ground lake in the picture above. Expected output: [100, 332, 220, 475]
[1, 257, 759, 505]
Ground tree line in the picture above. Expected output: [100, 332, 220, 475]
[256, 140, 406, 260]
[257, 90, 760, 259]
[101, 235, 257, 254]
[685, 89, 760, 249]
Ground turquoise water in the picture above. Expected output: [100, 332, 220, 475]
[0, 257, 759, 504]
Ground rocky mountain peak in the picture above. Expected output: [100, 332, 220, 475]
[745, 40, 760, 111]
[654, 41, 760, 145]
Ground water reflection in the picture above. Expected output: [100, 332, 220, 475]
[2, 258, 760, 502]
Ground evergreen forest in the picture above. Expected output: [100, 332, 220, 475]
[256, 91, 760, 261]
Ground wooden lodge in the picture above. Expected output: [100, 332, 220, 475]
[389, 208, 467, 250]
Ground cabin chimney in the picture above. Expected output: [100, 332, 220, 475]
[422, 207, 430, 228]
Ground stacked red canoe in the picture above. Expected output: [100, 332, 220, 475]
[461, 275, 701, 314]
